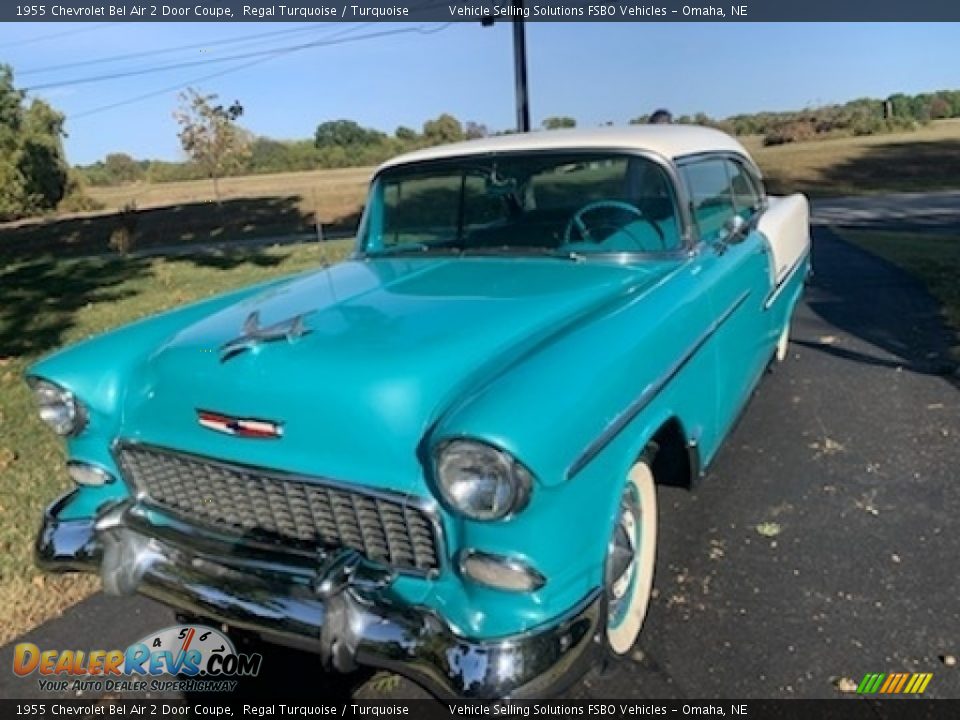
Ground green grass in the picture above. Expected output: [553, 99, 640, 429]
[0, 239, 352, 643]
[838, 230, 960, 361]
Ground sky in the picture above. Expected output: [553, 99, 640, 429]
[0, 21, 958, 165]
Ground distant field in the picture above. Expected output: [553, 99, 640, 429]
[748, 119, 960, 196]
[2, 120, 959, 260]
[87, 165, 372, 219]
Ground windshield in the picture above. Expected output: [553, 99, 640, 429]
[358, 151, 683, 258]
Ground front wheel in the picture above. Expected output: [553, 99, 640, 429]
[604, 460, 658, 655]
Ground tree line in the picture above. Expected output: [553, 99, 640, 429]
[80, 88, 960, 189]
[2, 54, 959, 217]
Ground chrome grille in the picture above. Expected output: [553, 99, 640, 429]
[116, 443, 440, 574]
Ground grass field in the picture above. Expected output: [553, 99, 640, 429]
[837, 230, 960, 362]
[746, 119, 960, 197]
[2, 120, 959, 262]
[0, 239, 352, 644]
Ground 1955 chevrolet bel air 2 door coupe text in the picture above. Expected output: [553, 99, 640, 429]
[29, 126, 810, 698]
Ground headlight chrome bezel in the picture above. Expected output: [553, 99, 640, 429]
[433, 438, 534, 522]
[27, 377, 87, 438]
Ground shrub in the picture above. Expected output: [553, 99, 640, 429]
[763, 119, 817, 146]
[109, 201, 139, 255]
[57, 172, 104, 214]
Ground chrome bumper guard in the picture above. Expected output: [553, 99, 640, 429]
[36, 492, 601, 699]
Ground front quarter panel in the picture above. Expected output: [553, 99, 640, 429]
[26, 275, 295, 518]
[425, 257, 721, 636]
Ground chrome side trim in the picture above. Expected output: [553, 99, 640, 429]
[763, 249, 810, 310]
[566, 290, 751, 480]
[36, 493, 601, 699]
[111, 439, 447, 579]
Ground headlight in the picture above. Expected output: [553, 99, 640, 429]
[435, 440, 532, 521]
[28, 378, 86, 437]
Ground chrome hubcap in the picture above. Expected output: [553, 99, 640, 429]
[606, 497, 639, 616]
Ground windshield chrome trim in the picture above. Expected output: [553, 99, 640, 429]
[355, 147, 698, 259]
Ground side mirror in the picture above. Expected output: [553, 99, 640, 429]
[722, 214, 748, 243]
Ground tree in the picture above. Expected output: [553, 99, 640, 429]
[541, 116, 576, 130]
[315, 119, 385, 149]
[394, 125, 418, 142]
[422, 113, 464, 144]
[464, 121, 488, 140]
[174, 88, 249, 201]
[103, 153, 144, 184]
[0, 65, 69, 221]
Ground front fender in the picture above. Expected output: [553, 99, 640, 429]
[25, 275, 296, 517]
[421, 258, 718, 636]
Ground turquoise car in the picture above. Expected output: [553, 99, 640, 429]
[29, 126, 811, 698]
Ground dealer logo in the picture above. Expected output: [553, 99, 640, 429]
[13, 624, 262, 693]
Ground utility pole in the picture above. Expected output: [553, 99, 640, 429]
[482, 0, 531, 133]
[512, 0, 531, 132]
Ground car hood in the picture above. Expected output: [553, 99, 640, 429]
[121, 257, 673, 495]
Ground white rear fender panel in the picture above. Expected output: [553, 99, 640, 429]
[758, 194, 811, 285]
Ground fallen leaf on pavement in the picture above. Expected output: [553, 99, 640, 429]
[756, 522, 782, 538]
[835, 677, 858, 693]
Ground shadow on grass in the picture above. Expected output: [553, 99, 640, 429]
[0, 195, 362, 265]
[0, 196, 362, 359]
[806, 227, 958, 380]
[822, 138, 960, 194]
[765, 138, 960, 198]
[0, 255, 151, 359]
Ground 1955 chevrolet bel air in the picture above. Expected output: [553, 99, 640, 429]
[29, 126, 810, 698]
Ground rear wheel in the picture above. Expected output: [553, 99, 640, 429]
[604, 460, 658, 655]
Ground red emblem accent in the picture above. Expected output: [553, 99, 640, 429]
[197, 410, 283, 439]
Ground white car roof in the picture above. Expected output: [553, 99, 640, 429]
[377, 125, 751, 172]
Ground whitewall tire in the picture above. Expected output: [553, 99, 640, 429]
[775, 321, 791, 363]
[605, 460, 658, 655]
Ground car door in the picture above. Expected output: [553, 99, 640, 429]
[679, 155, 773, 447]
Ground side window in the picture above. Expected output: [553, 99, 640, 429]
[726, 159, 762, 221]
[681, 158, 735, 243]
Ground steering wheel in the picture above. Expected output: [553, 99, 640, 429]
[562, 200, 665, 249]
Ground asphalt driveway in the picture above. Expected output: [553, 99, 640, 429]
[2, 226, 958, 701]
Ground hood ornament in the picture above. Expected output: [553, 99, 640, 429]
[220, 310, 311, 362]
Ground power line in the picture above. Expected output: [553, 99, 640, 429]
[67, 23, 452, 121]
[27, 21, 452, 93]
[26, 23, 446, 92]
[19, 23, 332, 76]
[0, 22, 115, 50]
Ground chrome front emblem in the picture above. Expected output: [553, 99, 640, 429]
[197, 410, 283, 439]
[220, 310, 311, 362]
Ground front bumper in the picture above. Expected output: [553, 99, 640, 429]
[36, 491, 601, 699]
